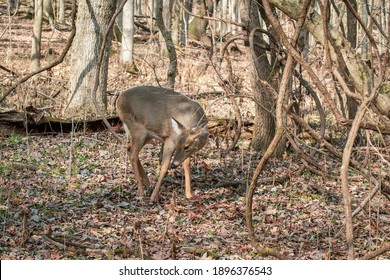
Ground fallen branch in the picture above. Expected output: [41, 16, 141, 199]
[0, 64, 18, 76]
[252, 243, 291, 260]
[39, 233, 152, 259]
[361, 243, 390, 260]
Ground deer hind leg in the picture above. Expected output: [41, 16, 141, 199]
[150, 140, 175, 202]
[127, 143, 150, 187]
[125, 123, 150, 196]
[137, 159, 150, 186]
[183, 158, 192, 198]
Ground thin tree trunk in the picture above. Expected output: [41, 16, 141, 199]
[159, 0, 174, 56]
[155, 0, 177, 89]
[30, 0, 43, 72]
[58, 0, 65, 24]
[121, 0, 138, 73]
[346, 0, 358, 120]
[242, 0, 280, 154]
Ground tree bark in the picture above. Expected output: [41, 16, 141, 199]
[158, 0, 174, 55]
[121, 0, 138, 73]
[346, 0, 358, 120]
[58, 0, 66, 24]
[241, 0, 280, 154]
[64, 0, 117, 119]
[188, 0, 213, 46]
[155, 0, 177, 89]
[30, 0, 43, 72]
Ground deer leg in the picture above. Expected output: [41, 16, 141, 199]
[137, 159, 150, 186]
[127, 139, 150, 187]
[150, 141, 175, 202]
[183, 158, 192, 198]
[128, 137, 148, 197]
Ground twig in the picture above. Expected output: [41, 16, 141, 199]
[352, 185, 380, 217]
[0, 64, 18, 76]
[41, 234, 74, 251]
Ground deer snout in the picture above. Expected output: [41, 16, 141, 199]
[170, 160, 180, 169]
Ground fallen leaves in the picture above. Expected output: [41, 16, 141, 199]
[0, 133, 389, 260]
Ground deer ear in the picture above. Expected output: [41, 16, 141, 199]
[195, 122, 208, 132]
[200, 122, 208, 132]
[171, 117, 185, 134]
[191, 122, 209, 136]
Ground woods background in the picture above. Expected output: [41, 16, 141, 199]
[0, 0, 389, 260]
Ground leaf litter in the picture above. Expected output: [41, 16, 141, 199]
[0, 132, 389, 260]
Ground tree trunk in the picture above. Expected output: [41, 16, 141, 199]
[181, 0, 192, 45]
[30, 0, 43, 72]
[158, 0, 174, 56]
[147, 0, 155, 33]
[58, 0, 65, 24]
[64, 0, 116, 119]
[43, 0, 56, 31]
[121, 0, 138, 73]
[346, 0, 358, 120]
[155, 0, 177, 89]
[188, 1, 213, 46]
[241, 0, 280, 154]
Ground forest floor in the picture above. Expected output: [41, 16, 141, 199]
[1, 130, 389, 260]
[1, 6, 389, 260]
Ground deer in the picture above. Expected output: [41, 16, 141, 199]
[116, 86, 208, 202]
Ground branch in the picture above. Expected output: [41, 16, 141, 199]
[0, 64, 18, 76]
[245, 0, 311, 260]
[361, 243, 390, 260]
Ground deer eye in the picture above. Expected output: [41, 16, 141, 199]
[184, 145, 190, 151]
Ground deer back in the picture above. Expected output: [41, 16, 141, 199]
[116, 86, 208, 146]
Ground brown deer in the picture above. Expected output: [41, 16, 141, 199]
[116, 86, 208, 202]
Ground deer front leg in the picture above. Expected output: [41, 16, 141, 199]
[183, 158, 192, 198]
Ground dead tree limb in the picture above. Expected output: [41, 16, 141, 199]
[0, 64, 18, 76]
[361, 243, 390, 260]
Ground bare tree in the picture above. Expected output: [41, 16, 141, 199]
[243, 0, 389, 260]
[64, 0, 117, 118]
[241, 0, 281, 154]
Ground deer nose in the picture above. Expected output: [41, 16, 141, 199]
[170, 160, 180, 169]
